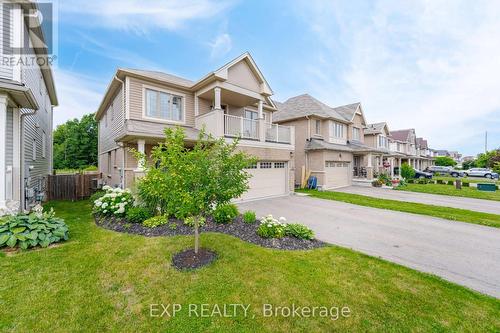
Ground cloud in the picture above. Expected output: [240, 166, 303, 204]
[53, 69, 106, 126]
[293, 0, 500, 154]
[209, 33, 232, 58]
[59, 0, 234, 33]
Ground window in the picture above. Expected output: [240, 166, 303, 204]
[274, 162, 285, 168]
[32, 138, 36, 160]
[246, 162, 258, 169]
[330, 122, 344, 138]
[42, 131, 46, 158]
[315, 119, 321, 135]
[244, 109, 258, 120]
[352, 127, 360, 140]
[145, 88, 183, 122]
[397, 142, 401, 151]
[378, 135, 388, 148]
[260, 162, 272, 169]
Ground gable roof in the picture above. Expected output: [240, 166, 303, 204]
[273, 94, 353, 123]
[96, 52, 275, 119]
[389, 129, 414, 142]
[365, 122, 389, 135]
[416, 137, 428, 149]
[332, 103, 360, 121]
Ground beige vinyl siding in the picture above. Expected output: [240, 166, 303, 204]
[276, 118, 309, 186]
[6, 107, 13, 166]
[98, 88, 124, 153]
[128, 77, 195, 127]
[226, 60, 261, 92]
[21, 62, 52, 196]
[0, 3, 13, 80]
[198, 97, 212, 116]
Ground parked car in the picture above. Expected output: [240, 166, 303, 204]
[427, 166, 451, 175]
[414, 169, 433, 179]
[463, 168, 499, 179]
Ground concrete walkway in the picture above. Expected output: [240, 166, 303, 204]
[335, 186, 500, 214]
[238, 195, 500, 298]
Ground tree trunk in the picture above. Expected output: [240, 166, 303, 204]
[194, 216, 199, 254]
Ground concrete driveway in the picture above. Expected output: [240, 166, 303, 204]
[238, 195, 500, 298]
[335, 186, 500, 214]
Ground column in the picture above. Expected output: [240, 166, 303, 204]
[214, 87, 221, 110]
[257, 100, 264, 119]
[366, 153, 373, 180]
[0, 95, 7, 208]
[213, 87, 224, 137]
[135, 139, 146, 171]
[390, 158, 394, 177]
[258, 100, 266, 142]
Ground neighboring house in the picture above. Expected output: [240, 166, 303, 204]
[388, 129, 433, 171]
[95, 52, 295, 201]
[0, 1, 58, 214]
[274, 94, 390, 189]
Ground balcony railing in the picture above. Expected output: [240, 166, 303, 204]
[266, 123, 291, 144]
[224, 114, 259, 140]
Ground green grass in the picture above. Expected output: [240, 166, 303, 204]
[298, 189, 500, 228]
[1, 201, 499, 332]
[400, 183, 500, 202]
[433, 176, 500, 185]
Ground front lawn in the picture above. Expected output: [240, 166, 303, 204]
[433, 176, 500, 185]
[0, 201, 499, 331]
[298, 189, 500, 228]
[399, 183, 500, 201]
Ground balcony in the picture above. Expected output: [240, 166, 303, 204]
[265, 123, 292, 144]
[224, 114, 259, 140]
[196, 110, 294, 146]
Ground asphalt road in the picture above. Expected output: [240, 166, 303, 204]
[239, 195, 500, 298]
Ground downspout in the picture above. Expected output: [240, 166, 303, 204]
[20, 109, 37, 212]
[114, 75, 126, 189]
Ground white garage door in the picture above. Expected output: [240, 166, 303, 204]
[238, 161, 288, 201]
[325, 161, 351, 189]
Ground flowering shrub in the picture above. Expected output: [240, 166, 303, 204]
[257, 215, 287, 239]
[93, 186, 134, 217]
[0, 205, 69, 249]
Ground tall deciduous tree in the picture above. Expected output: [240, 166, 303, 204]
[434, 156, 457, 167]
[53, 113, 98, 169]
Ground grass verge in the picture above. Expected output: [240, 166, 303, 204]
[399, 183, 500, 201]
[298, 189, 500, 228]
[0, 200, 499, 332]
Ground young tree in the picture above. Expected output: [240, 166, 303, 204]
[53, 113, 98, 169]
[400, 162, 415, 180]
[134, 127, 256, 254]
[434, 156, 457, 167]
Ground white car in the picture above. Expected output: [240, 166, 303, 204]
[463, 168, 499, 179]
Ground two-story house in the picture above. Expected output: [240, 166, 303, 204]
[388, 129, 436, 171]
[273, 94, 388, 189]
[0, 1, 57, 214]
[96, 53, 295, 201]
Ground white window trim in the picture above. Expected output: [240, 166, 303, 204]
[314, 119, 322, 135]
[142, 84, 186, 125]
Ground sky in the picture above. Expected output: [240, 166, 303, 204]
[51, 0, 500, 156]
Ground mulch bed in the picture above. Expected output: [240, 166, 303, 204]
[172, 248, 217, 270]
[94, 215, 326, 251]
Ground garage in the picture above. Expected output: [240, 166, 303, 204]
[238, 161, 289, 201]
[324, 161, 351, 189]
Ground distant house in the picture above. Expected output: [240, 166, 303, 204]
[0, 1, 57, 214]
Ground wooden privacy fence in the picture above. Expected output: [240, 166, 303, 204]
[47, 172, 102, 201]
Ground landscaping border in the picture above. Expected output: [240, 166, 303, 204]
[94, 215, 326, 251]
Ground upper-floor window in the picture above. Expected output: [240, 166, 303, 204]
[330, 122, 344, 138]
[314, 119, 321, 135]
[352, 127, 360, 140]
[145, 88, 183, 122]
[244, 109, 258, 120]
[378, 135, 388, 148]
